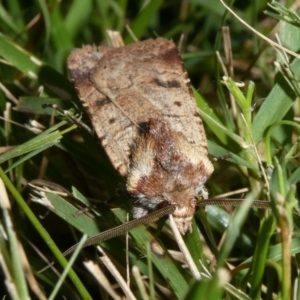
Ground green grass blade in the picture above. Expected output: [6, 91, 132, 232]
[252, 60, 300, 143]
[124, 0, 163, 43]
[0, 121, 74, 164]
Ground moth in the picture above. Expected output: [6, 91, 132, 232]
[67, 38, 214, 234]
[38, 38, 273, 273]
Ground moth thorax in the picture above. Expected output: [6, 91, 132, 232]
[173, 205, 195, 234]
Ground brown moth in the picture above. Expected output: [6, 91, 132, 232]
[67, 38, 214, 234]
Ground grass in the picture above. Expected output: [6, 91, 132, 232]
[0, 0, 300, 299]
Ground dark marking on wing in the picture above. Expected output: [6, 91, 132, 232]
[174, 101, 182, 107]
[95, 98, 110, 108]
[109, 118, 116, 124]
[153, 78, 181, 88]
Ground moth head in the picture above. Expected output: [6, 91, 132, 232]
[130, 194, 197, 234]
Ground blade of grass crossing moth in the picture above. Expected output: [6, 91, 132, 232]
[113, 209, 190, 299]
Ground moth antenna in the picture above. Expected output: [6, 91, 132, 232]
[42, 103, 93, 135]
[197, 198, 272, 209]
[197, 198, 300, 216]
[38, 205, 176, 273]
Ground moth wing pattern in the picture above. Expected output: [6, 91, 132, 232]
[67, 38, 209, 177]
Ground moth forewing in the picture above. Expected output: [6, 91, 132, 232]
[67, 38, 214, 234]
